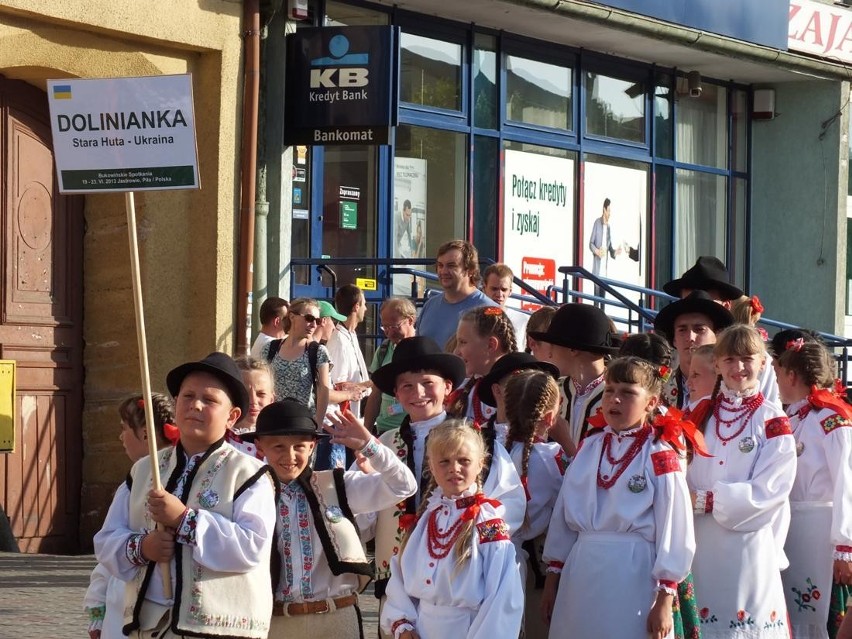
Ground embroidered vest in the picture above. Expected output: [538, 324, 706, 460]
[124, 440, 275, 638]
[561, 377, 605, 443]
[278, 467, 373, 592]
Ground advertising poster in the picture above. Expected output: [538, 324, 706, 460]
[393, 157, 427, 295]
[582, 161, 648, 322]
[502, 149, 574, 310]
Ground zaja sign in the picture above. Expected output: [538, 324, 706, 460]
[286, 26, 398, 145]
[788, 0, 852, 63]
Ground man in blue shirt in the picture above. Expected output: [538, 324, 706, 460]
[415, 239, 498, 349]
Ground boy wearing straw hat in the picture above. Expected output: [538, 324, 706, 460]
[243, 400, 416, 639]
[93, 352, 277, 639]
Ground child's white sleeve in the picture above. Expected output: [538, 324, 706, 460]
[520, 444, 567, 541]
[380, 553, 418, 638]
[542, 476, 578, 573]
[343, 437, 417, 515]
[482, 443, 526, 535]
[650, 449, 696, 590]
[466, 525, 524, 639]
[93, 482, 144, 582]
[177, 473, 276, 573]
[83, 562, 110, 635]
[712, 419, 797, 532]
[823, 419, 852, 558]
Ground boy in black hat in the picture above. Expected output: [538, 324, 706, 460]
[93, 352, 277, 639]
[654, 291, 735, 409]
[244, 400, 416, 639]
[365, 336, 524, 637]
[663, 256, 744, 302]
[527, 303, 619, 448]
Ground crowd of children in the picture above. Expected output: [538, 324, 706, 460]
[89, 254, 852, 639]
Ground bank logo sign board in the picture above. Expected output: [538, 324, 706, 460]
[47, 75, 199, 193]
[285, 26, 398, 145]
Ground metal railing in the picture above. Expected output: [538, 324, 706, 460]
[287, 256, 852, 385]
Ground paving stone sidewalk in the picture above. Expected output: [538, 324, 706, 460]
[0, 552, 379, 638]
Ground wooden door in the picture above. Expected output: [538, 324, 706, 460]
[0, 76, 84, 553]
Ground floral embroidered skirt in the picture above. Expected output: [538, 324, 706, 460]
[692, 517, 789, 638]
[673, 572, 701, 639]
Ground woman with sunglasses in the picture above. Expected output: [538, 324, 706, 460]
[261, 297, 334, 425]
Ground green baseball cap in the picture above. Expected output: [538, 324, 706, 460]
[317, 300, 346, 322]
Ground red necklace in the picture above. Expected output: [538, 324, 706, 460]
[713, 393, 764, 445]
[426, 507, 466, 559]
[597, 426, 651, 489]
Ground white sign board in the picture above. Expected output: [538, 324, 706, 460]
[789, 0, 852, 63]
[502, 149, 574, 310]
[393, 157, 428, 295]
[47, 75, 199, 193]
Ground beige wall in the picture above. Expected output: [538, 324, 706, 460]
[0, 0, 244, 547]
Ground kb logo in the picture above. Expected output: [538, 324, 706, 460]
[310, 34, 369, 88]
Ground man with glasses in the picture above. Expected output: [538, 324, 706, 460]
[363, 298, 417, 434]
[415, 239, 498, 350]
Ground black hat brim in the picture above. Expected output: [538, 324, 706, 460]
[167, 360, 250, 417]
[653, 297, 735, 341]
[662, 277, 744, 301]
[527, 331, 620, 356]
[240, 426, 328, 443]
[372, 353, 466, 397]
[479, 358, 560, 407]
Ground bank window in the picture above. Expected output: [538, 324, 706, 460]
[585, 71, 645, 143]
[400, 32, 463, 111]
[473, 33, 498, 130]
[506, 54, 572, 131]
[676, 82, 727, 169]
[325, 1, 389, 26]
[675, 169, 726, 275]
[654, 73, 673, 159]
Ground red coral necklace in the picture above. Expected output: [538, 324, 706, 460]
[597, 425, 651, 489]
[713, 393, 763, 445]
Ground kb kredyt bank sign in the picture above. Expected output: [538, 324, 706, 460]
[285, 26, 398, 145]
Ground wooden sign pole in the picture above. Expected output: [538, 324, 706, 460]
[125, 191, 172, 598]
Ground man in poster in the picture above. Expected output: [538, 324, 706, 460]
[588, 198, 620, 305]
[394, 199, 414, 260]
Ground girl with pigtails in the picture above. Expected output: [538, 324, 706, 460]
[447, 306, 517, 427]
[775, 338, 852, 638]
[380, 420, 524, 639]
[542, 356, 695, 639]
[502, 369, 567, 639]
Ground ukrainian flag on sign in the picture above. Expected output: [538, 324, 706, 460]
[53, 85, 72, 100]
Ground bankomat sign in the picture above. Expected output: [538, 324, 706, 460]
[286, 26, 398, 145]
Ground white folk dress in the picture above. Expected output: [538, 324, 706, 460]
[380, 486, 524, 639]
[687, 385, 797, 638]
[782, 398, 852, 639]
[543, 424, 695, 639]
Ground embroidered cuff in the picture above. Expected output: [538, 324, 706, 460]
[656, 580, 678, 596]
[125, 532, 147, 566]
[86, 605, 105, 632]
[391, 618, 415, 638]
[694, 490, 714, 514]
[546, 561, 564, 574]
[360, 437, 381, 459]
[175, 508, 199, 546]
[834, 545, 852, 562]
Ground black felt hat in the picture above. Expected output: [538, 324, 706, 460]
[527, 303, 619, 355]
[662, 256, 744, 301]
[166, 352, 249, 416]
[653, 290, 735, 341]
[371, 336, 466, 397]
[479, 352, 560, 407]
[240, 399, 326, 442]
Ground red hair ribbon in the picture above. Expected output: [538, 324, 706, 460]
[137, 399, 145, 409]
[658, 365, 672, 383]
[835, 378, 847, 398]
[483, 307, 504, 316]
[808, 385, 852, 421]
[162, 423, 180, 446]
[459, 493, 502, 522]
[786, 338, 804, 352]
[399, 513, 419, 532]
[750, 296, 764, 314]
[587, 408, 607, 429]
[653, 409, 712, 458]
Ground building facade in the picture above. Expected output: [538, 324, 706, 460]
[0, 1, 245, 551]
[261, 0, 852, 338]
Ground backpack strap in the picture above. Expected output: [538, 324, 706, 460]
[265, 338, 284, 362]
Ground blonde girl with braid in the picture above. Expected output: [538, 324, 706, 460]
[503, 370, 566, 639]
[381, 421, 524, 639]
[448, 306, 517, 426]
